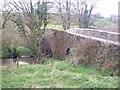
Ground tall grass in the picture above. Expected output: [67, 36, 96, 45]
[2, 58, 118, 88]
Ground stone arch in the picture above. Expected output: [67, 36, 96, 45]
[66, 48, 70, 56]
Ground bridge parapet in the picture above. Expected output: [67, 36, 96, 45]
[66, 28, 119, 45]
[45, 29, 119, 72]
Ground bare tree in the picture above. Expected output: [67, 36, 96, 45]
[76, 0, 95, 28]
[88, 13, 102, 28]
[55, 0, 72, 30]
[83, 3, 94, 28]
[1, 0, 13, 29]
[76, 0, 84, 28]
[1, 10, 13, 29]
[6, 0, 50, 63]
[2, 19, 24, 59]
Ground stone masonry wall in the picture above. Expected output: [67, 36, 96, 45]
[45, 29, 119, 72]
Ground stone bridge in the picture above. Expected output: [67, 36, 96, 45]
[44, 28, 119, 58]
[42, 28, 119, 71]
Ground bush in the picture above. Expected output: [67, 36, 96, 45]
[0, 46, 32, 58]
[69, 39, 97, 66]
[0, 50, 11, 57]
[69, 39, 119, 72]
[16, 47, 31, 54]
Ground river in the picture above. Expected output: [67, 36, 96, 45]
[1, 57, 34, 66]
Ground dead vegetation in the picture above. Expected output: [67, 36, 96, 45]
[69, 39, 119, 72]
[69, 40, 96, 65]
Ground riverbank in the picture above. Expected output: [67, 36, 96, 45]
[0, 46, 32, 59]
[2, 58, 119, 88]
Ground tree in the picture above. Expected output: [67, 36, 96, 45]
[76, 0, 84, 28]
[55, 0, 72, 30]
[76, 0, 95, 28]
[88, 13, 102, 28]
[83, 3, 94, 28]
[7, 0, 50, 63]
[1, 10, 13, 29]
[2, 20, 24, 59]
[1, 0, 13, 29]
[109, 15, 118, 24]
[1, 0, 24, 55]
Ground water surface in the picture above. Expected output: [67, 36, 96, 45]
[1, 57, 34, 66]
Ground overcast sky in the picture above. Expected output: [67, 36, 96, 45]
[1, 0, 119, 18]
[92, 0, 119, 17]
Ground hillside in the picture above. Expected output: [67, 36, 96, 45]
[91, 19, 118, 32]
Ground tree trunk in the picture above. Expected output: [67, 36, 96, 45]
[78, 16, 81, 28]
[66, 1, 70, 29]
[34, 54, 44, 64]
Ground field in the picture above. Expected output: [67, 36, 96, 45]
[47, 18, 118, 32]
[91, 19, 118, 32]
[2, 58, 118, 88]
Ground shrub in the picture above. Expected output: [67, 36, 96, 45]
[69, 39, 119, 72]
[69, 39, 97, 66]
[1, 50, 11, 57]
[16, 47, 31, 54]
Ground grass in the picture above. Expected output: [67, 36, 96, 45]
[46, 19, 118, 32]
[91, 19, 117, 30]
[92, 19, 116, 27]
[2, 58, 119, 88]
[46, 23, 79, 30]
[46, 23, 62, 30]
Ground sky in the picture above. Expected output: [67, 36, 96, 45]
[0, 0, 119, 18]
[93, 0, 119, 17]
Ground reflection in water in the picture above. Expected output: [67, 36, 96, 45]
[18, 61, 29, 65]
[2, 57, 34, 66]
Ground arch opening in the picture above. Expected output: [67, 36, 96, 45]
[66, 48, 70, 56]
